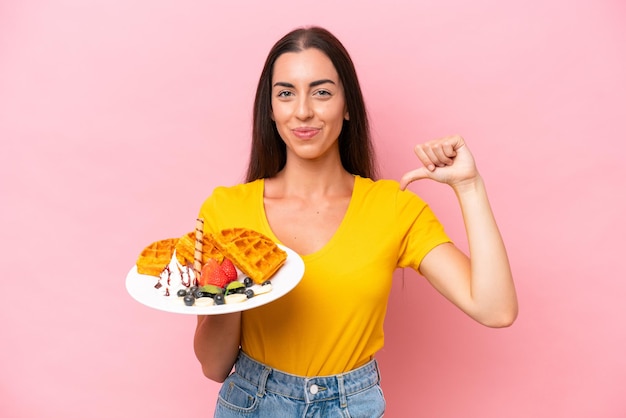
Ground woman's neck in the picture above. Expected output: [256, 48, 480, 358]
[267, 160, 354, 199]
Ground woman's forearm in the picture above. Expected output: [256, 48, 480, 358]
[454, 175, 518, 327]
[193, 312, 242, 382]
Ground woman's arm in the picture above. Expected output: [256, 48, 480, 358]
[193, 312, 242, 382]
[400, 135, 518, 327]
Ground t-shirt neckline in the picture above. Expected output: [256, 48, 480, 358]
[258, 175, 361, 260]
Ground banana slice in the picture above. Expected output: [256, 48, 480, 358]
[225, 293, 248, 304]
[249, 283, 273, 296]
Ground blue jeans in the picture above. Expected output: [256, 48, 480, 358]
[214, 351, 386, 417]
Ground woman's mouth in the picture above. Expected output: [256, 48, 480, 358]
[292, 127, 320, 140]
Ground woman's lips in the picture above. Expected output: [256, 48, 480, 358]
[292, 127, 320, 140]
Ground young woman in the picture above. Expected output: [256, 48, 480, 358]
[194, 26, 518, 417]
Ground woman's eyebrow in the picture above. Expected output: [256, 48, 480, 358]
[272, 79, 337, 88]
[310, 79, 336, 87]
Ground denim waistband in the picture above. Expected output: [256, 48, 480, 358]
[234, 351, 380, 404]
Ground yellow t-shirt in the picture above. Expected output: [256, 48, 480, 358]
[198, 175, 450, 376]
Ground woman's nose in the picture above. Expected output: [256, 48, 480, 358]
[295, 97, 313, 120]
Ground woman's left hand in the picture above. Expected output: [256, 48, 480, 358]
[399, 135, 479, 190]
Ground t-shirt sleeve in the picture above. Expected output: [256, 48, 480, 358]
[395, 188, 452, 272]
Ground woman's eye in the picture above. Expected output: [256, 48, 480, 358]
[277, 91, 293, 98]
[315, 90, 331, 97]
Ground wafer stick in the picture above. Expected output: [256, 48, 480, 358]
[193, 218, 204, 282]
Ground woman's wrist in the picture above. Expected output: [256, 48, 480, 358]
[451, 173, 485, 197]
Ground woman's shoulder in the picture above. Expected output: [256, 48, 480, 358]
[356, 176, 418, 196]
[212, 179, 262, 195]
[356, 175, 396, 188]
[201, 179, 263, 206]
[355, 175, 428, 207]
[197, 179, 265, 231]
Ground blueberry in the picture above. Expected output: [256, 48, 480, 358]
[183, 295, 195, 306]
[243, 277, 253, 287]
[262, 280, 271, 286]
[245, 289, 254, 299]
[214, 294, 225, 305]
[177, 289, 187, 297]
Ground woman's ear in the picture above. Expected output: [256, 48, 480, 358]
[344, 111, 350, 121]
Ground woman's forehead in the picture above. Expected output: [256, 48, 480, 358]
[272, 48, 339, 84]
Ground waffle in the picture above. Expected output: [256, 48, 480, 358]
[208, 228, 287, 284]
[175, 231, 225, 267]
[136, 238, 178, 276]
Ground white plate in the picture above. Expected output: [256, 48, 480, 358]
[126, 245, 304, 315]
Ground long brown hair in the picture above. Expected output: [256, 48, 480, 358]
[245, 26, 378, 182]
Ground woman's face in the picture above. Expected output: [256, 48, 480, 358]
[271, 48, 348, 163]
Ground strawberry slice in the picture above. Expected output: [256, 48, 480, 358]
[221, 258, 238, 281]
[199, 258, 231, 288]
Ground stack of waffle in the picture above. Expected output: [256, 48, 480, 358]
[136, 225, 287, 284]
[208, 228, 287, 284]
[174, 231, 224, 266]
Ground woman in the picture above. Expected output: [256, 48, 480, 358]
[194, 26, 518, 417]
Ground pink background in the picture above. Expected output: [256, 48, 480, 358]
[1, 0, 625, 417]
